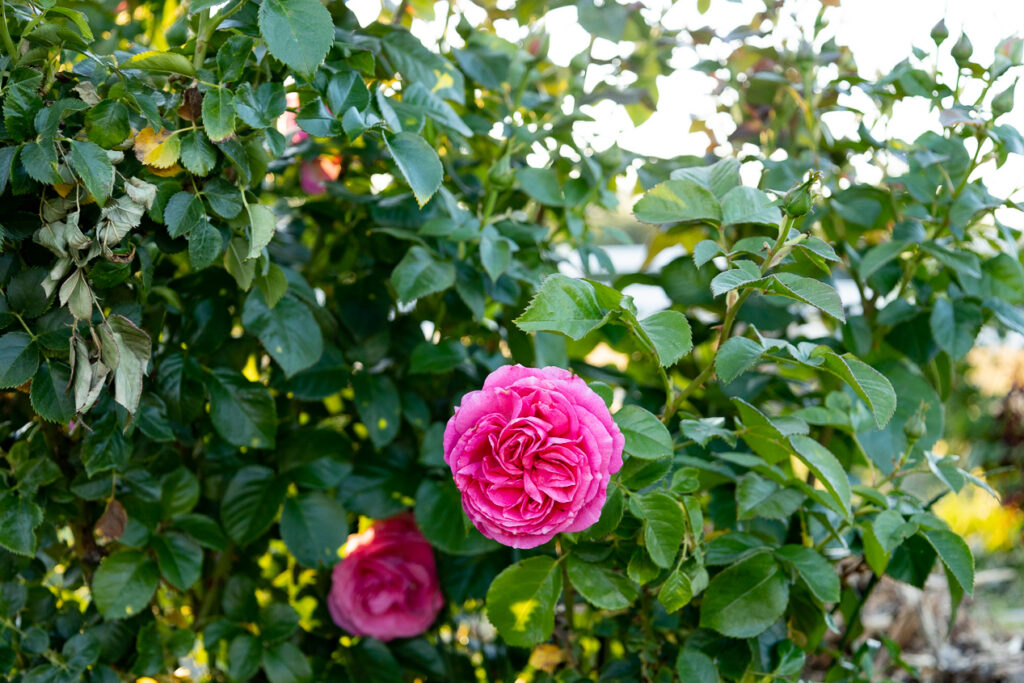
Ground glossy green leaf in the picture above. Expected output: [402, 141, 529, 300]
[614, 405, 673, 460]
[634, 179, 722, 225]
[69, 140, 114, 205]
[515, 274, 617, 340]
[566, 556, 638, 610]
[635, 491, 685, 568]
[392, 246, 455, 303]
[775, 545, 840, 603]
[715, 336, 764, 384]
[280, 493, 349, 568]
[699, 552, 788, 638]
[639, 310, 692, 366]
[242, 291, 323, 377]
[485, 556, 563, 648]
[206, 369, 277, 449]
[0, 332, 39, 388]
[930, 298, 983, 360]
[152, 532, 203, 592]
[258, 0, 334, 75]
[788, 435, 852, 519]
[0, 491, 43, 556]
[384, 132, 443, 207]
[221, 465, 287, 546]
[91, 550, 160, 620]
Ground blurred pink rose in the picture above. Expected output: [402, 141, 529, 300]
[300, 155, 342, 195]
[443, 365, 624, 549]
[327, 513, 444, 641]
[277, 92, 308, 144]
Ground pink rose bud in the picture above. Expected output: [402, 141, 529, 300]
[327, 513, 444, 641]
[443, 365, 624, 549]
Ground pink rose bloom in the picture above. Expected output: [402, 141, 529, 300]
[300, 155, 342, 195]
[444, 365, 624, 549]
[328, 513, 444, 641]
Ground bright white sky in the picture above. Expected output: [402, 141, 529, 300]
[346, 0, 1024, 217]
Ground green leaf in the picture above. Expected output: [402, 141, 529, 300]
[676, 649, 718, 683]
[515, 274, 618, 340]
[987, 297, 1024, 335]
[242, 291, 323, 377]
[246, 204, 275, 259]
[633, 179, 722, 225]
[930, 298, 982, 360]
[409, 339, 467, 374]
[224, 237, 256, 290]
[180, 130, 217, 176]
[206, 369, 277, 449]
[152, 532, 203, 591]
[614, 405, 672, 460]
[731, 398, 791, 464]
[91, 550, 160, 620]
[859, 240, 908, 280]
[81, 411, 131, 477]
[639, 310, 692, 365]
[392, 246, 455, 303]
[175, 514, 227, 551]
[202, 89, 236, 142]
[261, 641, 312, 683]
[30, 361, 75, 423]
[788, 435, 852, 519]
[21, 141, 61, 184]
[484, 556, 563, 648]
[692, 239, 721, 267]
[414, 478, 498, 555]
[162, 468, 200, 517]
[0, 332, 39, 388]
[258, 0, 334, 75]
[636, 491, 685, 568]
[234, 82, 287, 129]
[227, 633, 261, 683]
[775, 545, 840, 603]
[280, 493, 349, 568]
[715, 336, 764, 384]
[123, 50, 196, 76]
[710, 262, 766, 297]
[352, 373, 401, 449]
[736, 474, 803, 521]
[480, 231, 513, 281]
[769, 273, 845, 321]
[699, 552, 789, 638]
[720, 186, 782, 226]
[69, 140, 114, 206]
[921, 529, 974, 596]
[188, 220, 223, 270]
[811, 347, 897, 429]
[657, 569, 693, 612]
[384, 132, 443, 207]
[680, 417, 736, 447]
[0, 491, 43, 556]
[221, 465, 288, 546]
[566, 556, 638, 610]
[516, 167, 564, 206]
[164, 191, 205, 238]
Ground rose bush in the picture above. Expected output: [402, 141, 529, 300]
[328, 514, 444, 642]
[444, 365, 624, 548]
[0, 0, 1020, 681]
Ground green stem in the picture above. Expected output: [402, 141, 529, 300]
[0, 0, 17, 63]
[662, 214, 794, 423]
[195, 541, 235, 628]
